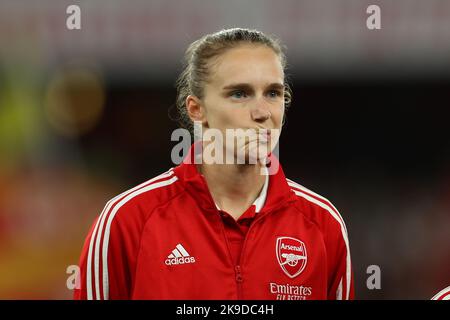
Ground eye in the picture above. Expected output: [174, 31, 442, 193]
[230, 90, 247, 99]
[267, 90, 282, 98]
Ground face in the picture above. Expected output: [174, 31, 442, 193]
[189, 44, 285, 163]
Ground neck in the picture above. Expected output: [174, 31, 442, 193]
[197, 162, 266, 220]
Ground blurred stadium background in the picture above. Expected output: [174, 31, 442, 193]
[0, 0, 449, 299]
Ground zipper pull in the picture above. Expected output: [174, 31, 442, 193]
[235, 265, 243, 282]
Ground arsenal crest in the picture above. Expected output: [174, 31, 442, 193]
[276, 237, 307, 278]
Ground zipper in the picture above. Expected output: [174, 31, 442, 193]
[217, 209, 284, 299]
[201, 172, 290, 299]
[232, 213, 268, 300]
[235, 265, 243, 299]
[214, 209, 243, 299]
[237, 212, 266, 267]
[233, 207, 285, 296]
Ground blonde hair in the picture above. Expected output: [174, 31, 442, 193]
[175, 28, 292, 132]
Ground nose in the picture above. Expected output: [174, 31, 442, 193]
[250, 99, 271, 123]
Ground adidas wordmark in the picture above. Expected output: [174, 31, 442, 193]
[165, 243, 196, 266]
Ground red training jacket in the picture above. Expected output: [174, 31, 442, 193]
[74, 151, 354, 300]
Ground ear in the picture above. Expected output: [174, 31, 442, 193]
[186, 95, 207, 125]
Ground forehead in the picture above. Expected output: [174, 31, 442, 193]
[208, 44, 284, 88]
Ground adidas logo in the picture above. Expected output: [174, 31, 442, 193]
[164, 243, 196, 266]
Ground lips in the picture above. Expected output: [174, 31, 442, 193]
[259, 133, 269, 143]
[230, 128, 274, 145]
[257, 129, 271, 143]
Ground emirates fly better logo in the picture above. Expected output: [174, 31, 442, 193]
[276, 237, 307, 278]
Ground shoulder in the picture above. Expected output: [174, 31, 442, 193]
[286, 178, 349, 237]
[82, 169, 182, 300]
[431, 286, 450, 300]
[99, 168, 182, 229]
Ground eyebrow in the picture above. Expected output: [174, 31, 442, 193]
[222, 83, 285, 91]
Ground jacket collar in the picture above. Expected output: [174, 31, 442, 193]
[173, 143, 295, 216]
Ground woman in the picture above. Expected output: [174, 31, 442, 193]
[74, 28, 354, 300]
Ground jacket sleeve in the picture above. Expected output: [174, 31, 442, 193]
[74, 202, 141, 300]
[73, 217, 97, 300]
[326, 212, 354, 300]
